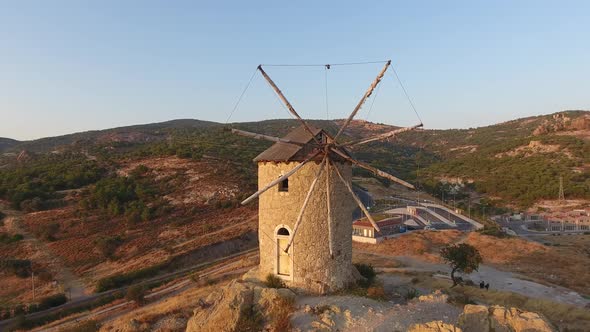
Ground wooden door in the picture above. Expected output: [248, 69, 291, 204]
[277, 238, 291, 276]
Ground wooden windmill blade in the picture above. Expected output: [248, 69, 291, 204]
[333, 60, 391, 141]
[325, 156, 334, 258]
[231, 128, 305, 145]
[257, 65, 322, 146]
[284, 156, 327, 253]
[241, 150, 322, 205]
[331, 159, 381, 233]
[329, 148, 415, 189]
[339, 123, 423, 147]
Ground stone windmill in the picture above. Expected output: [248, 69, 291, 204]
[232, 61, 422, 293]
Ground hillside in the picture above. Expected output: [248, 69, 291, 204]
[1, 111, 589, 210]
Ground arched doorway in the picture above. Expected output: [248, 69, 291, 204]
[275, 225, 292, 278]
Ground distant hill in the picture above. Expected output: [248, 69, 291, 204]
[0, 119, 218, 154]
[0, 137, 19, 152]
[1, 110, 588, 208]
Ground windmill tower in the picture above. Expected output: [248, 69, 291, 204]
[232, 61, 422, 293]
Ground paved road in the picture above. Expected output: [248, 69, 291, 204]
[496, 218, 587, 237]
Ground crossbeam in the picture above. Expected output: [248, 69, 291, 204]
[231, 128, 304, 145]
[339, 123, 423, 147]
[331, 160, 381, 232]
[330, 148, 415, 189]
[257, 65, 321, 145]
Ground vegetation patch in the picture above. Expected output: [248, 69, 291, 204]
[264, 274, 286, 289]
[0, 232, 24, 244]
[95, 262, 169, 292]
[126, 284, 146, 306]
[94, 235, 124, 260]
[0, 154, 105, 210]
[0, 259, 32, 278]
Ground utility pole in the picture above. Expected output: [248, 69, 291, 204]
[31, 267, 35, 301]
[558, 176, 565, 204]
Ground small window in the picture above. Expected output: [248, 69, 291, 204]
[277, 227, 290, 236]
[279, 178, 289, 192]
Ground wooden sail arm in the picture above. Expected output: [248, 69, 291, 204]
[257, 65, 322, 145]
[339, 123, 423, 147]
[334, 60, 391, 141]
[330, 148, 415, 189]
[331, 159, 381, 233]
[241, 150, 322, 205]
[230, 128, 304, 145]
[284, 156, 327, 253]
[326, 156, 334, 258]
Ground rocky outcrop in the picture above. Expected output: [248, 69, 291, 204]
[417, 290, 449, 303]
[185, 279, 295, 332]
[408, 320, 462, 332]
[533, 112, 590, 136]
[456, 304, 555, 332]
[457, 304, 489, 331]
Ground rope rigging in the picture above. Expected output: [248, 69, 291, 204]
[225, 67, 258, 124]
[222, 59, 424, 132]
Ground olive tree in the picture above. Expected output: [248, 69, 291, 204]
[440, 243, 482, 287]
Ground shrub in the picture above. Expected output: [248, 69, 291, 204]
[478, 225, 510, 238]
[36, 222, 60, 241]
[235, 304, 263, 332]
[264, 274, 286, 289]
[0, 232, 24, 243]
[0, 259, 32, 278]
[95, 262, 168, 292]
[125, 285, 146, 306]
[354, 263, 376, 287]
[38, 293, 67, 310]
[58, 320, 100, 332]
[95, 235, 124, 260]
[404, 288, 420, 300]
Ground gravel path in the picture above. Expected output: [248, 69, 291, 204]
[2, 211, 88, 300]
[392, 255, 589, 307]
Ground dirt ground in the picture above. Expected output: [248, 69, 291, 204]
[355, 230, 590, 298]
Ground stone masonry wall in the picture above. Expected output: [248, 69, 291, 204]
[257, 161, 357, 293]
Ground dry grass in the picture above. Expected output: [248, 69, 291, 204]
[99, 282, 224, 331]
[420, 276, 590, 332]
[352, 251, 405, 268]
[18, 195, 257, 283]
[354, 230, 464, 263]
[464, 233, 590, 296]
[268, 296, 295, 331]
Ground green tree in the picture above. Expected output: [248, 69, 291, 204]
[125, 285, 146, 306]
[440, 243, 482, 287]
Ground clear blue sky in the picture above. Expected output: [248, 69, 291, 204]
[1, 1, 589, 140]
